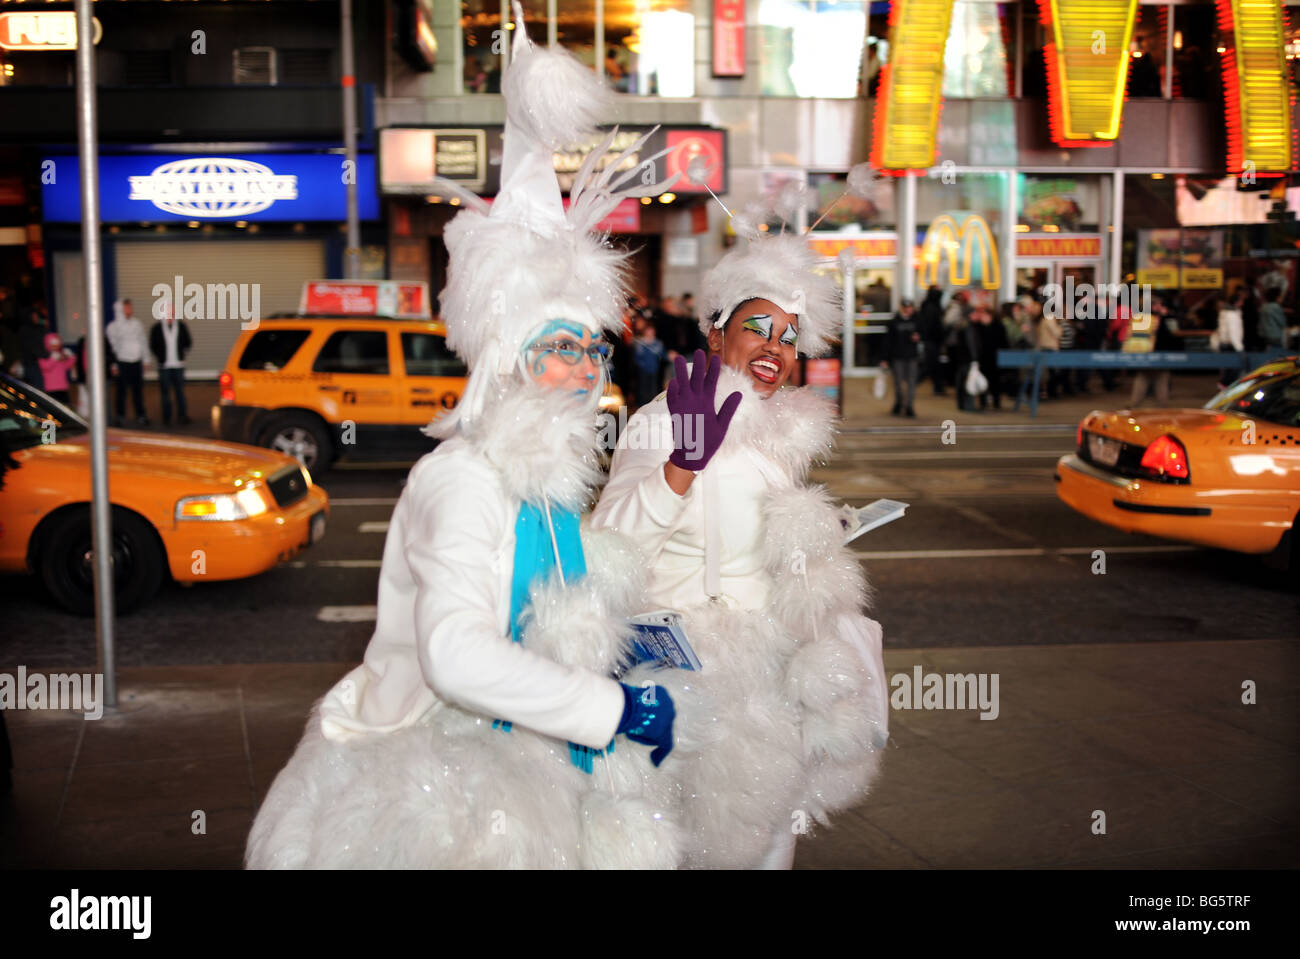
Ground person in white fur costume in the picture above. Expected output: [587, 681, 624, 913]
[245, 5, 688, 869]
[589, 230, 892, 869]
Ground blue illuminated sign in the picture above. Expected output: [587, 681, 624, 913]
[41, 153, 379, 223]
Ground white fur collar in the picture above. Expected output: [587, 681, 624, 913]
[712, 364, 836, 482]
[423, 385, 606, 511]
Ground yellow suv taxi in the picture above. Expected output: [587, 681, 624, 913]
[213, 316, 469, 472]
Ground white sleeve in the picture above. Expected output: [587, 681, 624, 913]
[1230, 312, 1244, 352]
[589, 406, 694, 560]
[406, 454, 625, 749]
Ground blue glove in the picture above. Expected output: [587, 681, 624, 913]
[617, 682, 676, 767]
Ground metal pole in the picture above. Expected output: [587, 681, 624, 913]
[1110, 170, 1125, 287]
[898, 173, 917, 301]
[341, 0, 361, 278]
[75, 0, 116, 707]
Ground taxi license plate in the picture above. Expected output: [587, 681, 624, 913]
[309, 511, 327, 544]
[1088, 434, 1121, 467]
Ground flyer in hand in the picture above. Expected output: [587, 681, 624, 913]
[840, 499, 909, 545]
[620, 610, 702, 674]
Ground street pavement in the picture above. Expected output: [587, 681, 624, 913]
[1, 370, 1296, 868]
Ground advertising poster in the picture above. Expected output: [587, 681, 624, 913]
[1136, 229, 1181, 287]
[1179, 228, 1224, 289]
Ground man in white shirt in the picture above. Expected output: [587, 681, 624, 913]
[149, 307, 192, 426]
[105, 298, 149, 426]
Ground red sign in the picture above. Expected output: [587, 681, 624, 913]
[665, 130, 725, 194]
[562, 196, 641, 233]
[1015, 235, 1101, 258]
[712, 0, 745, 77]
[808, 235, 897, 259]
[299, 281, 430, 319]
[804, 358, 842, 409]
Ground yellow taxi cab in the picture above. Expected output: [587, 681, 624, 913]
[212, 282, 626, 471]
[1056, 357, 1300, 565]
[0, 374, 328, 615]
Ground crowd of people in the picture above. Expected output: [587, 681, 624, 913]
[880, 277, 1293, 416]
[607, 292, 708, 410]
[1, 284, 194, 427]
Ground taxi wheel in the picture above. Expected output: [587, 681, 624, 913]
[260, 414, 332, 474]
[39, 507, 165, 616]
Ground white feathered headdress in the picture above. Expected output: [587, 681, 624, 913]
[699, 233, 841, 358]
[426, 2, 677, 436]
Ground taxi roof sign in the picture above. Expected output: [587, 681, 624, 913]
[299, 280, 432, 320]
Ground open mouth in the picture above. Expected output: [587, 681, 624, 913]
[749, 357, 782, 385]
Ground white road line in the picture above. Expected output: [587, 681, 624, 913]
[834, 450, 1067, 461]
[852, 545, 1200, 560]
[359, 521, 390, 533]
[329, 497, 399, 506]
[317, 605, 378, 622]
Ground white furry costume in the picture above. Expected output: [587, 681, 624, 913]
[588, 234, 890, 869]
[246, 4, 685, 869]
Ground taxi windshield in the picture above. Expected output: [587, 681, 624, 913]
[1204, 368, 1300, 428]
[0, 375, 90, 453]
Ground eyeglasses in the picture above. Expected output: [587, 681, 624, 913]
[526, 337, 612, 366]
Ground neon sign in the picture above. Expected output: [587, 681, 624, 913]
[917, 213, 1001, 290]
[1037, 0, 1139, 145]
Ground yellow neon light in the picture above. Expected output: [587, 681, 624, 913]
[1220, 0, 1294, 174]
[917, 214, 1002, 290]
[872, 0, 957, 171]
[1043, 0, 1139, 143]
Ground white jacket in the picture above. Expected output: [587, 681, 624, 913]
[106, 315, 147, 363]
[317, 437, 624, 749]
[1216, 308, 1244, 352]
[590, 365, 890, 868]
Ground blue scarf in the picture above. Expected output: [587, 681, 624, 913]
[493, 501, 613, 773]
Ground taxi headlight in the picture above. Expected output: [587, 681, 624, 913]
[176, 487, 269, 521]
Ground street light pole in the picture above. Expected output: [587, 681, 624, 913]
[341, 0, 361, 278]
[75, 0, 116, 707]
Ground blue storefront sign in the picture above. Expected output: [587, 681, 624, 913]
[41, 153, 379, 223]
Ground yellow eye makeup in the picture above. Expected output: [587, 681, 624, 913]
[742, 314, 773, 339]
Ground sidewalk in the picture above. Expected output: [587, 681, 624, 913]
[108, 369, 1227, 446]
[3, 639, 1294, 868]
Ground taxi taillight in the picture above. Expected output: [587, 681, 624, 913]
[1139, 434, 1189, 481]
[219, 370, 234, 404]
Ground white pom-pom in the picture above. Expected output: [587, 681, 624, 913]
[774, 181, 810, 224]
[730, 212, 760, 240]
[846, 162, 875, 198]
[686, 155, 714, 186]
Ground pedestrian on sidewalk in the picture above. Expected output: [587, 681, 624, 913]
[632, 318, 666, 408]
[106, 298, 150, 426]
[882, 297, 920, 416]
[17, 304, 49, 391]
[37, 332, 77, 406]
[972, 306, 1008, 411]
[1130, 298, 1181, 407]
[1257, 286, 1286, 349]
[1214, 290, 1245, 389]
[149, 308, 193, 426]
[918, 284, 947, 395]
[1035, 303, 1063, 400]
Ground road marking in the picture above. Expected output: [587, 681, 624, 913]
[286, 559, 383, 568]
[852, 545, 1199, 560]
[833, 449, 1068, 461]
[317, 605, 378, 622]
[359, 521, 390, 533]
[329, 498, 398, 506]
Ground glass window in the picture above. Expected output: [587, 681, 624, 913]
[607, 1, 695, 97]
[239, 329, 311, 371]
[807, 171, 896, 231]
[461, 0, 512, 94]
[853, 267, 893, 316]
[0, 376, 86, 454]
[1171, 2, 1220, 100]
[401, 332, 468, 377]
[1128, 4, 1166, 98]
[942, 2, 1012, 98]
[1018, 174, 1102, 231]
[312, 331, 391, 376]
[1205, 369, 1300, 427]
[556, 0, 598, 68]
[864, 5, 891, 99]
[915, 172, 1008, 296]
[759, 0, 869, 98]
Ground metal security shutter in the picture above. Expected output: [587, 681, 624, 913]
[114, 238, 325, 377]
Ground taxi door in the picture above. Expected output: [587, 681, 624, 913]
[308, 327, 400, 434]
[395, 328, 468, 426]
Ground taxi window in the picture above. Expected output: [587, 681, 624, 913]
[1206, 370, 1300, 427]
[312, 330, 390, 375]
[401, 332, 467, 377]
[239, 329, 311, 371]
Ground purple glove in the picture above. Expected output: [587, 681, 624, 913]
[666, 350, 742, 471]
